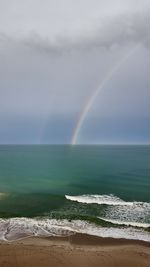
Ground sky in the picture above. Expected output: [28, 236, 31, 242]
[0, 0, 150, 144]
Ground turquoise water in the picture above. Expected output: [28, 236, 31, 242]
[0, 145, 150, 241]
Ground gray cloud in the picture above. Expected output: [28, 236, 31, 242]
[28, 11, 150, 53]
[0, 0, 150, 144]
[1, 9, 150, 55]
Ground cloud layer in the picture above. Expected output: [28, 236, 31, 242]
[1, 8, 150, 54]
[0, 0, 150, 143]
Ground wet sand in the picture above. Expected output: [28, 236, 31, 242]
[0, 234, 150, 267]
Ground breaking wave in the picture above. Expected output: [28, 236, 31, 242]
[65, 194, 150, 227]
[65, 194, 147, 206]
[0, 194, 149, 243]
[0, 217, 150, 242]
[98, 217, 150, 228]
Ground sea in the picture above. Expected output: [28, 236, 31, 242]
[0, 145, 149, 242]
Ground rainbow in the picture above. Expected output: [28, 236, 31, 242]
[71, 47, 139, 145]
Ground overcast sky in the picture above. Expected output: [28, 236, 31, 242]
[0, 0, 150, 144]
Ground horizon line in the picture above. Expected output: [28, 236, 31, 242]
[0, 143, 150, 146]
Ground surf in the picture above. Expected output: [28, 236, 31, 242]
[0, 217, 150, 242]
[98, 217, 150, 229]
[65, 194, 146, 206]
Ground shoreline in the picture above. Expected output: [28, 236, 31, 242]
[1, 233, 150, 247]
[0, 234, 150, 267]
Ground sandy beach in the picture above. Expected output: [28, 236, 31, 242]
[0, 234, 149, 267]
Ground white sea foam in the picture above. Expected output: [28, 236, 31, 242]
[0, 218, 149, 242]
[65, 194, 150, 226]
[98, 217, 150, 228]
[65, 194, 144, 206]
[102, 202, 150, 226]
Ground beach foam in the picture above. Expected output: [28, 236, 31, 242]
[0, 218, 149, 242]
[65, 194, 150, 226]
[98, 217, 150, 228]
